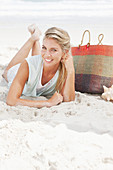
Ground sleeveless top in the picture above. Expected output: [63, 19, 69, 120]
[7, 55, 59, 97]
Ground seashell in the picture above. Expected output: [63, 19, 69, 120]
[102, 85, 113, 101]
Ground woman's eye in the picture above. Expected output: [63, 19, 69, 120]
[42, 46, 46, 50]
[51, 49, 57, 52]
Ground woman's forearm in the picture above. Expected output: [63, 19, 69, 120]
[6, 97, 50, 108]
[6, 92, 63, 108]
[62, 69, 75, 102]
[61, 54, 75, 102]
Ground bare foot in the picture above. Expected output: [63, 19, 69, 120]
[28, 24, 42, 41]
[28, 24, 37, 34]
[2, 70, 8, 82]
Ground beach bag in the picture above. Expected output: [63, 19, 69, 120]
[71, 30, 113, 94]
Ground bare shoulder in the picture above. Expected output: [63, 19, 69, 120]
[6, 60, 29, 106]
[14, 60, 29, 86]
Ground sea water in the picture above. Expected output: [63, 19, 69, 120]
[0, 0, 113, 46]
[0, 0, 113, 19]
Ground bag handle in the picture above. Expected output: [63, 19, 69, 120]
[78, 30, 91, 48]
[98, 34, 104, 45]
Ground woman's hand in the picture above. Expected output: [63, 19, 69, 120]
[47, 92, 63, 107]
[61, 53, 74, 74]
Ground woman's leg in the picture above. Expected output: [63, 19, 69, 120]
[3, 24, 41, 81]
[2, 38, 34, 82]
[32, 41, 41, 56]
[28, 24, 41, 56]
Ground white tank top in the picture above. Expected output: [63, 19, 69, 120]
[7, 55, 59, 97]
[36, 64, 58, 95]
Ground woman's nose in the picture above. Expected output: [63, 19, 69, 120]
[45, 50, 51, 57]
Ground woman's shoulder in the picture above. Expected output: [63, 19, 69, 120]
[26, 54, 42, 63]
[25, 54, 42, 68]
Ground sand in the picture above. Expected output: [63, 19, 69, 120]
[0, 16, 113, 169]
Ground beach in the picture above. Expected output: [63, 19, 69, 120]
[1, 0, 113, 169]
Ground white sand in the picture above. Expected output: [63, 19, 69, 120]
[0, 120, 113, 170]
[0, 16, 113, 169]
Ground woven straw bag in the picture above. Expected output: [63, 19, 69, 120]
[71, 30, 113, 94]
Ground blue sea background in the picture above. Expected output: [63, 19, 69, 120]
[0, 0, 113, 48]
[1, 0, 113, 21]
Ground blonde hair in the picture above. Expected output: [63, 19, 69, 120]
[44, 27, 71, 93]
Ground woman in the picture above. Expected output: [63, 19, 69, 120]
[3, 24, 75, 108]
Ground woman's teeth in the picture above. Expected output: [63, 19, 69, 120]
[45, 59, 52, 62]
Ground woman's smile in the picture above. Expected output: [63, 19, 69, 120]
[44, 58, 53, 63]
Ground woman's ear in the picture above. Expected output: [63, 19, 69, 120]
[62, 50, 69, 59]
[65, 50, 69, 54]
[61, 53, 66, 61]
[62, 50, 69, 57]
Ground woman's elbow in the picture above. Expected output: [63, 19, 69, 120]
[71, 94, 75, 101]
[6, 96, 17, 106]
[63, 94, 75, 102]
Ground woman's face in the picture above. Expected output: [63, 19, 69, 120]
[41, 38, 64, 68]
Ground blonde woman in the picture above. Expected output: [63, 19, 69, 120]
[3, 24, 75, 108]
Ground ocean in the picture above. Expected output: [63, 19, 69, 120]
[0, 0, 113, 19]
[0, 0, 113, 46]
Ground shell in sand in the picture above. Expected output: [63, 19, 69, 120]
[101, 85, 113, 101]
